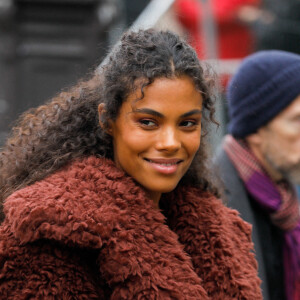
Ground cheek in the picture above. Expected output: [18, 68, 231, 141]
[294, 138, 300, 150]
[263, 130, 300, 164]
[184, 132, 201, 156]
[114, 130, 152, 156]
[288, 137, 300, 161]
[277, 132, 300, 154]
[271, 123, 300, 149]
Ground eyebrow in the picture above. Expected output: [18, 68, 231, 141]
[132, 108, 202, 118]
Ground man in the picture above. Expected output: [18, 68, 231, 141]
[215, 50, 300, 300]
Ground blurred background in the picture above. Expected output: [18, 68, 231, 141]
[0, 0, 300, 148]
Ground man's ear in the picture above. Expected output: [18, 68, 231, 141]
[245, 129, 264, 146]
[98, 103, 113, 135]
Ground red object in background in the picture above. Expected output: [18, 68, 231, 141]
[175, 0, 260, 60]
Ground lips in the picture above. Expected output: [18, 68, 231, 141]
[144, 158, 183, 164]
[144, 158, 183, 174]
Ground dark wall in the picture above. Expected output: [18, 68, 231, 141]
[0, 0, 117, 145]
[123, 0, 149, 26]
[255, 0, 300, 54]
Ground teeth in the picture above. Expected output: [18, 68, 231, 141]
[148, 159, 176, 166]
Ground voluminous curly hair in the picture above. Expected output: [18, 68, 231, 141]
[0, 29, 218, 221]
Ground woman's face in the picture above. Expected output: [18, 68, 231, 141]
[101, 76, 203, 203]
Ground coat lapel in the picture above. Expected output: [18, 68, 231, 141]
[3, 156, 261, 299]
[4, 156, 208, 299]
[162, 186, 262, 299]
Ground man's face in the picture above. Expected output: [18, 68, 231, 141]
[254, 95, 300, 183]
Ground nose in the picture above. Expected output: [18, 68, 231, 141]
[155, 126, 181, 153]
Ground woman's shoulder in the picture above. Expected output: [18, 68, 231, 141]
[4, 156, 125, 210]
[1, 156, 133, 248]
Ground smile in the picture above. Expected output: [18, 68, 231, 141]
[144, 158, 183, 174]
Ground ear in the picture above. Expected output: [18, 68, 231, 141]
[98, 103, 113, 135]
[245, 128, 265, 147]
[98, 103, 106, 129]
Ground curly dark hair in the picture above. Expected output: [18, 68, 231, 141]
[0, 29, 218, 221]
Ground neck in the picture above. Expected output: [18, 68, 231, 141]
[247, 141, 283, 182]
[147, 191, 162, 209]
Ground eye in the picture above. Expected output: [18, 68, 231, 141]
[138, 119, 157, 129]
[180, 120, 199, 128]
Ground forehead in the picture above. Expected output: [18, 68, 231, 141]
[125, 76, 203, 110]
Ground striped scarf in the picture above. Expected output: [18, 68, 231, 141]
[223, 135, 300, 300]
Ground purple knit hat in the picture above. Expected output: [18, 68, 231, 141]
[227, 50, 300, 138]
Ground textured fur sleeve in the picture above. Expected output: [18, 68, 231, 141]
[0, 228, 104, 299]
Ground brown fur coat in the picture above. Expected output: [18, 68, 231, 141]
[0, 156, 262, 299]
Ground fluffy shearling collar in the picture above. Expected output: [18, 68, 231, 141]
[3, 156, 262, 299]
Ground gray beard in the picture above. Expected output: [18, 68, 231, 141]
[265, 153, 300, 185]
[281, 164, 300, 185]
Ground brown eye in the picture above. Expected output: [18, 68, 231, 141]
[180, 120, 197, 127]
[139, 119, 157, 128]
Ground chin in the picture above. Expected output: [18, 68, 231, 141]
[147, 183, 179, 194]
[280, 163, 300, 185]
[288, 171, 300, 185]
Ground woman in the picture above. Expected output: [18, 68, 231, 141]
[0, 29, 262, 299]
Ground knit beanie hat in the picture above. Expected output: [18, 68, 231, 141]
[227, 50, 300, 138]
